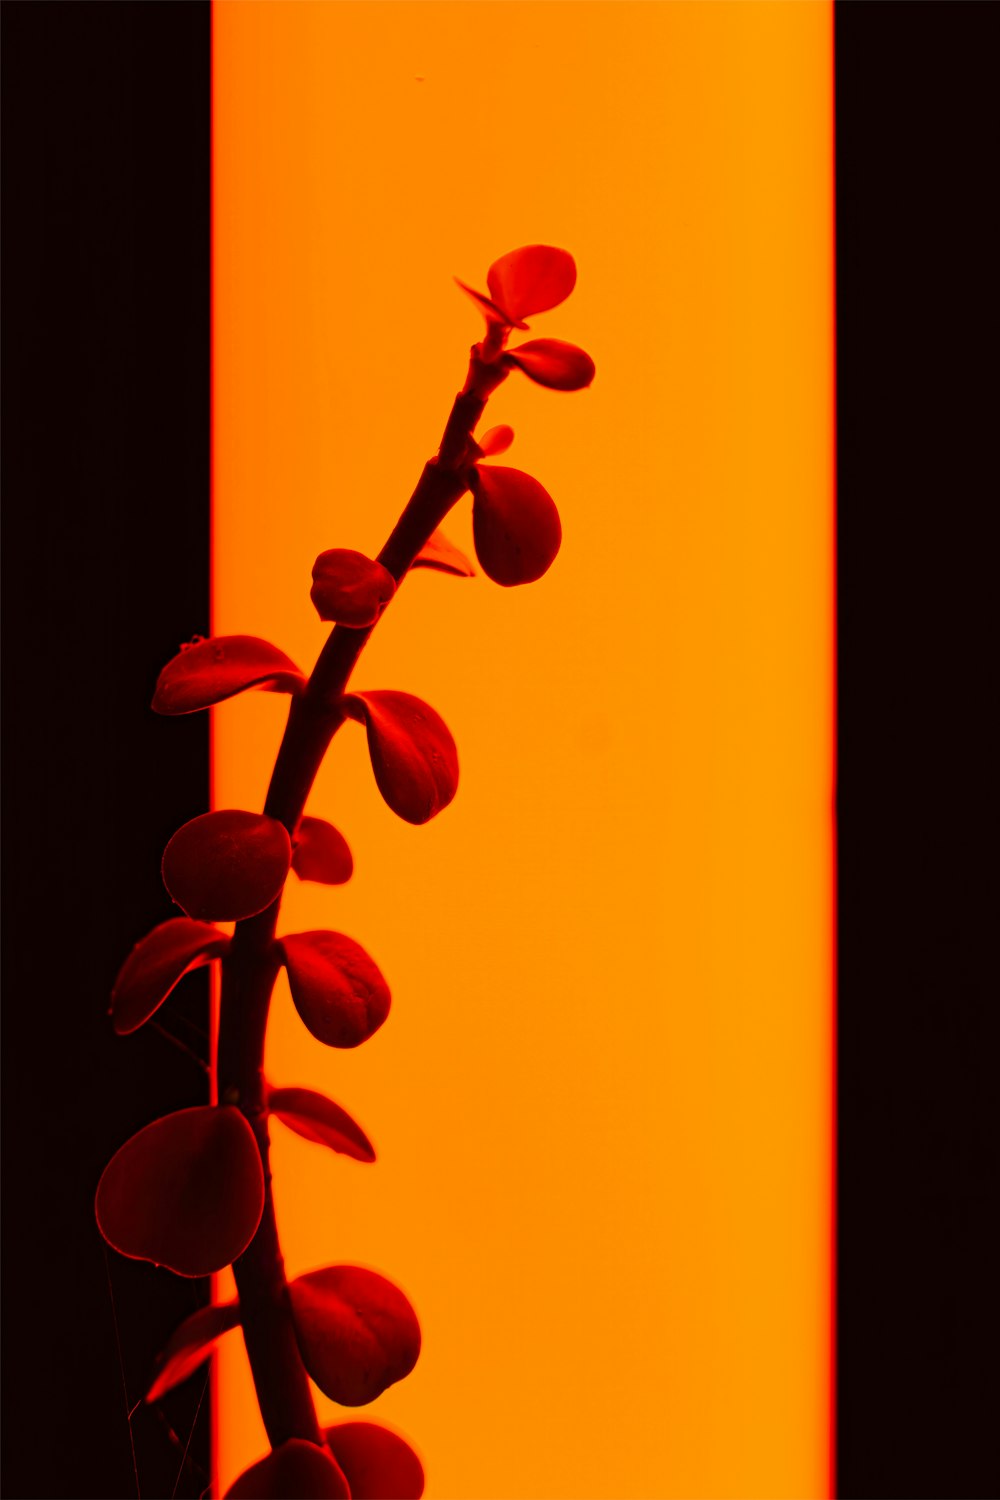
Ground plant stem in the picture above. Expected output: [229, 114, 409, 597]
[215, 351, 503, 1453]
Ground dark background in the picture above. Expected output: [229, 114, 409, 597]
[834, 5, 998, 1496]
[2, 5, 212, 1497]
[3, 3, 997, 1497]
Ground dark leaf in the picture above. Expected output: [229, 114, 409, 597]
[225, 1440, 350, 1500]
[152, 635, 305, 715]
[146, 1301, 241, 1403]
[111, 918, 230, 1036]
[505, 338, 595, 391]
[280, 932, 390, 1049]
[412, 530, 475, 578]
[289, 1266, 421, 1407]
[487, 245, 577, 322]
[471, 465, 562, 586]
[311, 549, 397, 628]
[96, 1107, 264, 1277]
[343, 690, 458, 825]
[291, 817, 354, 886]
[324, 1423, 424, 1500]
[269, 1086, 376, 1163]
[162, 809, 291, 922]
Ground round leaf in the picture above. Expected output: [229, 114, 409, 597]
[225, 1440, 350, 1500]
[162, 810, 291, 922]
[487, 245, 577, 321]
[152, 636, 306, 715]
[343, 690, 458, 825]
[324, 1423, 425, 1500]
[311, 549, 397, 628]
[289, 1266, 421, 1407]
[291, 817, 354, 886]
[280, 932, 390, 1049]
[111, 918, 230, 1035]
[505, 338, 595, 391]
[269, 1086, 376, 1163]
[96, 1106, 264, 1277]
[412, 530, 475, 578]
[471, 466, 562, 587]
[146, 1301, 241, 1403]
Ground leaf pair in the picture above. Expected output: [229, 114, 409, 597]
[310, 533, 474, 627]
[455, 243, 577, 330]
[113, 917, 393, 1052]
[156, 699, 455, 927]
[455, 244, 595, 390]
[97, 1082, 377, 1279]
[225, 1425, 423, 1500]
[149, 1264, 418, 1409]
[113, 922, 391, 1054]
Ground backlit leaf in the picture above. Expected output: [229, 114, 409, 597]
[412, 530, 475, 578]
[225, 1440, 350, 1500]
[477, 424, 515, 457]
[324, 1423, 425, 1500]
[453, 277, 527, 330]
[152, 636, 305, 715]
[280, 932, 390, 1049]
[111, 918, 230, 1035]
[146, 1301, 241, 1403]
[162, 810, 291, 922]
[96, 1106, 264, 1277]
[289, 1266, 421, 1407]
[471, 465, 562, 587]
[269, 1086, 376, 1163]
[505, 338, 595, 391]
[291, 817, 353, 886]
[311, 549, 397, 628]
[343, 690, 458, 825]
[487, 245, 576, 322]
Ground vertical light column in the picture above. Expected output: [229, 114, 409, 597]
[213, 4, 833, 1496]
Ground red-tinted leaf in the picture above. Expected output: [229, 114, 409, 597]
[269, 1086, 376, 1163]
[162, 810, 292, 922]
[311, 550, 397, 628]
[477, 424, 515, 457]
[289, 1266, 421, 1407]
[225, 1440, 350, 1500]
[453, 277, 527, 330]
[324, 1424, 424, 1500]
[96, 1107, 264, 1277]
[152, 636, 305, 715]
[487, 245, 577, 322]
[146, 1301, 241, 1403]
[505, 338, 595, 392]
[343, 690, 458, 825]
[280, 932, 390, 1049]
[111, 919, 230, 1036]
[412, 530, 475, 578]
[292, 817, 353, 886]
[471, 465, 562, 587]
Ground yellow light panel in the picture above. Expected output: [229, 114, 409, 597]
[212, 3, 834, 1495]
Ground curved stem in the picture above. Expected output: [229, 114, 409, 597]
[215, 348, 504, 1451]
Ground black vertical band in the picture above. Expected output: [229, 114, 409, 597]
[2, 5, 212, 1496]
[836, 4, 998, 1495]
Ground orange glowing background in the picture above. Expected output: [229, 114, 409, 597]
[212, 3, 833, 1497]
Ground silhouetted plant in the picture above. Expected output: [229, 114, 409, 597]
[97, 245, 594, 1499]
